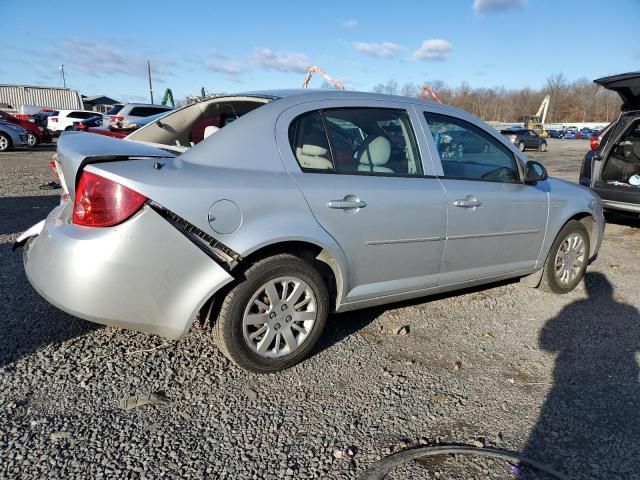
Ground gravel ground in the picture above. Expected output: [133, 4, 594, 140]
[1, 139, 639, 479]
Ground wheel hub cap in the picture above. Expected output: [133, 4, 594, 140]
[554, 233, 586, 285]
[242, 276, 317, 358]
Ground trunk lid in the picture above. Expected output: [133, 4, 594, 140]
[56, 132, 175, 198]
[594, 72, 640, 111]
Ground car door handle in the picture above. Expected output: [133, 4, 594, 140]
[327, 196, 367, 210]
[453, 196, 482, 208]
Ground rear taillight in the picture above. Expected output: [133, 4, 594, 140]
[50, 118, 58, 122]
[110, 116, 124, 122]
[73, 171, 147, 227]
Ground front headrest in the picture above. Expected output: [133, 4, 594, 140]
[204, 125, 220, 138]
[358, 136, 391, 166]
[302, 144, 328, 156]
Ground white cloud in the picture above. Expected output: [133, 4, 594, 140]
[473, 0, 524, 12]
[353, 42, 400, 58]
[411, 39, 452, 61]
[23, 38, 175, 79]
[252, 48, 310, 73]
[342, 19, 359, 29]
[205, 60, 247, 76]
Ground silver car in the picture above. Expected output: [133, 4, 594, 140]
[0, 120, 30, 152]
[15, 90, 604, 373]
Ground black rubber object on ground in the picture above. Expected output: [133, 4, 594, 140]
[357, 445, 570, 480]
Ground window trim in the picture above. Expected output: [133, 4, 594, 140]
[423, 111, 523, 184]
[289, 106, 425, 178]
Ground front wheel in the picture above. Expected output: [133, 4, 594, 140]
[0, 133, 11, 152]
[213, 253, 329, 373]
[539, 220, 590, 294]
[539, 142, 547, 152]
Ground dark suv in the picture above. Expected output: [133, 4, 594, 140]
[579, 72, 640, 215]
[500, 128, 547, 152]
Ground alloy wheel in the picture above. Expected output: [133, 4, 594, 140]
[242, 276, 317, 358]
[553, 233, 586, 286]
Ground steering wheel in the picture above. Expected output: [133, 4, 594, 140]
[482, 167, 514, 182]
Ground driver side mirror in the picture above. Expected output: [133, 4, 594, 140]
[524, 161, 548, 184]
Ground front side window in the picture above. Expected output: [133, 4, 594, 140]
[424, 112, 519, 183]
[289, 108, 422, 176]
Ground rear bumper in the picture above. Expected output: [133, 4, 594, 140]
[23, 204, 233, 339]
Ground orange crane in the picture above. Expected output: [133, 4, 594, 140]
[418, 85, 442, 103]
[302, 66, 345, 90]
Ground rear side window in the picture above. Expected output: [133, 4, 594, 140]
[129, 107, 170, 117]
[425, 112, 519, 183]
[289, 111, 334, 171]
[288, 108, 422, 176]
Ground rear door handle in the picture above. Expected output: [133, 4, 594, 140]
[327, 195, 367, 210]
[453, 195, 482, 208]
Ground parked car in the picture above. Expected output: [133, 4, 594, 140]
[104, 103, 172, 129]
[0, 109, 52, 146]
[0, 120, 30, 152]
[579, 72, 640, 215]
[15, 90, 604, 373]
[32, 110, 58, 131]
[47, 110, 104, 135]
[563, 130, 580, 140]
[580, 128, 599, 140]
[546, 129, 564, 139]
[500, 128, 547, 151]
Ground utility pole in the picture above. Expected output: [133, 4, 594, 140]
[60, 64, 66, 88]
[147, 60, 154, 104]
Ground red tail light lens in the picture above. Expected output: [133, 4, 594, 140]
[51, 118, 58, 122]
[77, 123, 87, 130]
[73, 171, 147, 227]
[591, 137, 600, 151]
[110, 116, 124, 122]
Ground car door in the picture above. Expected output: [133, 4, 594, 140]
[526, 130, 538, 148]
[419, 109, 548, 284]
[276, 101, 447, 303]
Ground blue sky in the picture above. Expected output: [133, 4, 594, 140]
[1, 0, 638, 103]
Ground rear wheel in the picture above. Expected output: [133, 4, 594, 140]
[0, 133, 11, 152]
[539, 220, 590, 294]
[213, 253, 329, 373]
[518, 141, 526, 152]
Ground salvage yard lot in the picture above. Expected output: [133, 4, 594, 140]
[1, 139, 639, 479]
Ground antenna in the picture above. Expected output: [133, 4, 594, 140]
[59, 64, 66, 88]
[147, 60, 154, 104]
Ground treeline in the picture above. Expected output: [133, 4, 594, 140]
[371, 73, 621, 124]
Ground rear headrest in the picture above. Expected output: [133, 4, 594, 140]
[358, 136, 391, 166]
[302, 144, 328, 156]
[204, 125, 220, 138]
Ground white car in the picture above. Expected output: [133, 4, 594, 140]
[104, 103, 173, 129]
[47, 110, 103, 135]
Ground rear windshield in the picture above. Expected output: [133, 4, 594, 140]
[106, 105, 124, 115]
[501, 130, 524, 134]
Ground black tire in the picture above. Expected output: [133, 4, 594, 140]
[0, 132, 11, 152]
[64, 126, 73, 131]
[518, 141, 526, 152]
[539, 142, 547, 152]
[213, 253, 329, 373]
[539, 220, 590, 294]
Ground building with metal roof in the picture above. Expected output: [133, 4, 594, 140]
[0, 84, 83, 113]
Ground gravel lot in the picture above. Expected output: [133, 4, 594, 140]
[1, 138, 639, 479]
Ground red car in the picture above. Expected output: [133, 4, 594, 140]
[0, 110, 52, 146]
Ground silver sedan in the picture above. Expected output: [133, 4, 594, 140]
[15, 90, 604, 373]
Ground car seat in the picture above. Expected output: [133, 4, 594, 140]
[357, 136, 393, 173]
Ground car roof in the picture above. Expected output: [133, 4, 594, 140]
[121, 103, 173, 108]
